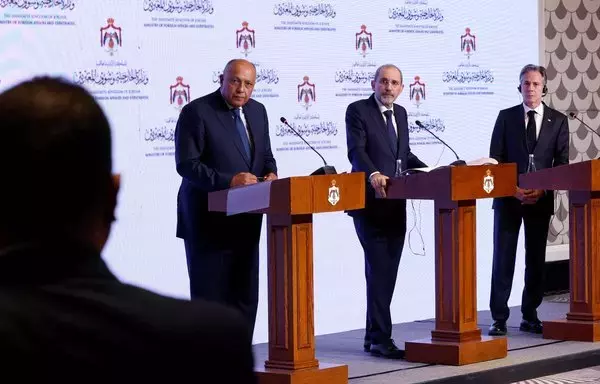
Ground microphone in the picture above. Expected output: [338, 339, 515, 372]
[280, 117, 337, 175]
[415, 120, 466, 166]
[569, 112, 600, 140]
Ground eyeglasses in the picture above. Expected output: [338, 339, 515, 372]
[378, 78, 402, 88]
[228, 77, 255, 88]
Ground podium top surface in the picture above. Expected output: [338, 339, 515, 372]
[519, 159, 600, 191]
[208, 172, 365, 215]
[387, 163, 517, 201]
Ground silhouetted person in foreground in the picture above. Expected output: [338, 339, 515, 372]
[0, 77, 256, 382]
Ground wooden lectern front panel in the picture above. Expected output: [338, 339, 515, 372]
[567, 191, 600, 321]
[433, 199, 481, 342]
[288, 173, 365, 215]
[451, 164, 516, 201]
[265, 213, 319, 371]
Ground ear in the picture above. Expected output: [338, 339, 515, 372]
[219, 74, 224, 86]
[397, 83, 405, 95]
[108, 173, 120, 222]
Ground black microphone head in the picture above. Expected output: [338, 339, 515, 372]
[280, 117, 287, 124]
[569, 112, 576, 118]
[415, 120, 424, 127]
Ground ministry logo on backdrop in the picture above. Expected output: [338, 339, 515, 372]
[170, 76, 190, 111]
[441, 26, 494, 96]
[275, 74, 338, 156]
[236, 21, 255, 57]
[409, 76, 426, 107]
[355, 25, 372, 58]
[100, 18, 122, 56]
[73, 16, 150, 103]
[298, 76, 316, 110]
[460, 27, 476, 59]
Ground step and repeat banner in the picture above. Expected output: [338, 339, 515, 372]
[0, 0, 538, 342]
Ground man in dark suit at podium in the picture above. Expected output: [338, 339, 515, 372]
[0, 77, 255, 382]
[346, 64, 426, 358]
[175, 59, 277, 337]
[488, 64, 569, 336]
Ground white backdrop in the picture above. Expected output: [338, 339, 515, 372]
[0, 0, 539, 343]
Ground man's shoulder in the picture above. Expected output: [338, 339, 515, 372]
[245, 97, 266, 111]
[393, 102, 407, 115]
[543, 104, 567, 120]
[118, 283, 247, 329]
[347, 96, 374, 112]
[499, 104, 522, 115]
[185, 90, 220, 111]
[0, 281, 254, 380]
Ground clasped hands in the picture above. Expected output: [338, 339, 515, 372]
[515, 187, 544, 205]
[230, 172, 277, 187]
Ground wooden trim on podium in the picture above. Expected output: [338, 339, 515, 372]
[265, 213, 318, 370]
[519, 160, 600, 342]
[388, 164, 514, 365]
[543, 190, 600, 341]
[405, 197, 507, 365]
[209, 173, 363, 384]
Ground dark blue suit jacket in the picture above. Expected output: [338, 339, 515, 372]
[489, 103, 569, 215]
[346, 94, 425, 220]
[174, 89, 277, 241]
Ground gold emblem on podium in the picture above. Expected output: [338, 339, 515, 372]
[483, 169, 494, 194]
[328, 180, 340, 206]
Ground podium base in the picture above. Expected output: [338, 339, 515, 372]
[544, 319, 600, 342]
[405, 336, 507, 365]
[256, 363, 348, 384]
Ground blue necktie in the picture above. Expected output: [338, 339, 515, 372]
[384, 110, 398, 156]
[232, 108, 251, 160]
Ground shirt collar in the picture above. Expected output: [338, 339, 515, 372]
[523, 102, 544, 116]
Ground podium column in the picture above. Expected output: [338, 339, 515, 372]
[544, 190, 600, 341]
[255, 213, 347, 384]
[405, 198, 507, 365]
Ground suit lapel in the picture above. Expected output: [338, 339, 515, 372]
[213, 92, 251, 167]
[513, 104, 529, 155]
[534, 104, 553, 157]
[392, 104, 403, 154]
[368, 96, 396, 157]
[243, 105, 260, 169]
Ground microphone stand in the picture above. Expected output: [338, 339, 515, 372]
[280, 117, 337, 175]
[415, 120, 466, 166]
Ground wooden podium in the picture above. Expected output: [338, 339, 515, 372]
[519, 159, 600, 342]
[386, 164, 516, 365]
[209, 173, 365, 384]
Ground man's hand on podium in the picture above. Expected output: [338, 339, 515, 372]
[370, 173, 389, 198]
[263, 172, 278, 181]
[230, 172, 258, 187]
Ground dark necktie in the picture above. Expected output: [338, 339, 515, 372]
[232, 108, 251, 160]
[526, 110, 537, 154]
[383, 110, 398, 156]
